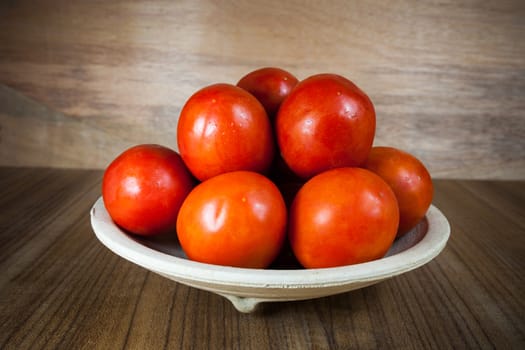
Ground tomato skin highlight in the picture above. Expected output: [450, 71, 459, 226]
[276, 74, 376, 179]
[237, 67, 299, 119]
[176, 171, 287, 269]
[177, 83, 275, 181]
[364, 146, 434, 237]
[102, 144, 194, 236]
[289, 167, 399, 268]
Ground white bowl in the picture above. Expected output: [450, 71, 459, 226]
[90, 197, 450, 312]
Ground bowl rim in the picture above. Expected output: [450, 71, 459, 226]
[90, 196, 450, 289]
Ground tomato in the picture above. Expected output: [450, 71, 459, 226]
[177, 83, 274, 181]
[237, 67, 299, 119]
[289, 167, 399, 268]
[276, 74, 376, 179]
[176, 171, 287, 268]
[102, 144, 194, 236]
[364, 146, 433, 237]
[236, 68, 299, 184]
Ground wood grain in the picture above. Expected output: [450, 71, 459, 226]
[1, 0, 524, 178]
[0, 167, 524, 349]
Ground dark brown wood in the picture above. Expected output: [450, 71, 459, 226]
[0, 167, 523, 349]
[1, 1, 525, 179]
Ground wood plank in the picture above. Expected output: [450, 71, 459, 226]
[0, 168, 524, 348]
[0, 85, 140, 168]
[1, 1, 524, 178]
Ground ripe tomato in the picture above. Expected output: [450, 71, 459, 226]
[276, 74, 376, 179]
[102, 144, 194, 236]
[364, 146, 433, 237]
[176, 171, 287, 268]
[177, 83, 274, 181]
[289, 167, 399, 268]
[237, 67, 299, 119]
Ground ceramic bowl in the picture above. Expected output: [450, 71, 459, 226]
[90, 197, 450, 312]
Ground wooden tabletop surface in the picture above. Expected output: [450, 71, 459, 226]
[0, 167, 523, 349]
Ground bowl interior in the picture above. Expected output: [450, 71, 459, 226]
[129, 215, 429, 269]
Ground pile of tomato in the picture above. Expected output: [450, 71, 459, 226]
[102, 68, 433, 269]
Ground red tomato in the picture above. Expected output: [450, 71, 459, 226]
[177, 83, 274, 181]
[364, 146, 433, 237]
[237, 67, 299, 119]
[102, 144, 194, 236]
[276, 74, 376, 179]
[289, 167, 399, 268]
[176, 171, 287, 268]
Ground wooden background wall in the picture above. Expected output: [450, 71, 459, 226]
[1, 0, 524, 179]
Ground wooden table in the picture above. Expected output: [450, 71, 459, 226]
[0, 167, 523, 349]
